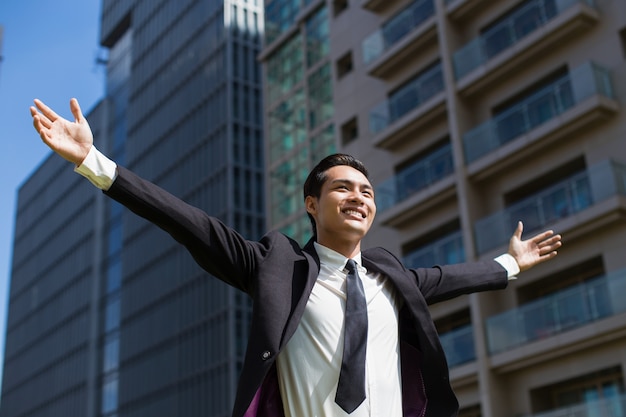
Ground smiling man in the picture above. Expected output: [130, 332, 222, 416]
[30, 98, 562, 417]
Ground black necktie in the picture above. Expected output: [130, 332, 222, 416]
[335, 259, 368, 414]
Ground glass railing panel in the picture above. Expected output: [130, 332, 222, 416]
[369, 63, 443, 134]
[377, 144, 453, 212]
[440, 324, 476, 367]
[453, 0, 594, 79]
[403, 231, 465, 268]
[486, 269, 626, 354]
[474, 160, 626, 254]
[463, 62, 612, 163]
[530, 394, 626, 417]
[475, 171, 592, 253]
[362, 0, 435, 65]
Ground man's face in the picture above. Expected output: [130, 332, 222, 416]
[306, 165, 376, 247]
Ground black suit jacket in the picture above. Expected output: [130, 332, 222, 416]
[105, 166, 509, 417]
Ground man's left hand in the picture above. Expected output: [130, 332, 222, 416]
[509, 221, 562, 272]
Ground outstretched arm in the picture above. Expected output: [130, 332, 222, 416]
[508, 221, 562, 272]
[30, 98, 93, 165]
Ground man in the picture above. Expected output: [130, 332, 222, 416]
[31, 98, 561, 417]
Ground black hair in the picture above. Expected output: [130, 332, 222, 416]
[302, 154, 370, 238]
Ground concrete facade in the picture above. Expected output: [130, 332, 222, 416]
[263, 0, 626, 415]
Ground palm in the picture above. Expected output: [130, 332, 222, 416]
[31, 98, 93, 165]
[508, 221, 562, 272]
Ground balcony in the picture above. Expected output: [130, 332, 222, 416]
[486, 268, 626, 355]
[377, 144, 454, 213]
[440, 324, 476, 368]
[446, 0, 493, 22]
[369, 63, 446, 149]
[403, 231, 465, 268]
[453, 0, 599, 96]
[362, 0, 436, 78]
[463, 62, 617, 175]
[528, 394, 626, 417]
[474, 160, 626, 255]
[361, 0, 399, 13]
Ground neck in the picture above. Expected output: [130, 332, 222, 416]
[315, 235, 362, 259]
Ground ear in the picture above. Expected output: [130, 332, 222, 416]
[305, 195, 317, 216]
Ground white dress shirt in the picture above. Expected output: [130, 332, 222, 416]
[276, 243, 404, 417]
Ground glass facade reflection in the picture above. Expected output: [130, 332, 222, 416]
[264, 0, 335, 244]
[0, 1, 264, 417]
[0, 99, 109, 416]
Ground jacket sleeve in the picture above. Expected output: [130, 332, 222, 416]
[365, 247, 508, 305]
[411, 261, 509, 305]
[104, 166, 268, 294]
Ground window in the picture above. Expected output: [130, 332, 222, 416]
[492, 66, 571, 143]
[392, 138, 453, 202]
[340, 117, 358, 145]
[336, 51, 353, 79]
[531, 366, 624, 415]
[436, 309, 474, 367]
[503, 157, 591, 231]
[504, 157, 585, 206]
[517, 256, 604, 303]
[480, 0, 557, 59]
[333, 0, 349, 16]
[458, 404, 481, 417]
[306, 6, 330, 67]
[434, 309, 471, 334]
[308, 63, 333, 130]
[311, 124, 337, 162]
[402, 219, 463, 267]
[101, 375, 119, 414]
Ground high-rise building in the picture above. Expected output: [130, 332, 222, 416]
[1, 1, 264, 416]
[261, 0, 626, 416]
[262, 0, 337, 244]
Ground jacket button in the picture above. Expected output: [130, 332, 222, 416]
[261, 351, 271, 360]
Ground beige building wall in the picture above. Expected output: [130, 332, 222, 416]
[328, 0, 626, 415]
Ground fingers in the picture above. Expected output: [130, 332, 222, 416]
[33, 98, 60, 122]
[514, 221, 523, 240]
[541, 235, 562, 252]
[538, 250, 558, 263]
[530, 229, 556, 244]
[69, 98, 84, 123]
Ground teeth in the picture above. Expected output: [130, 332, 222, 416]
[344, 209, 364, 218]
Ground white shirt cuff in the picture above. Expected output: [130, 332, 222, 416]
[494, 253, 520, 280]
[74, 146, 118, 190]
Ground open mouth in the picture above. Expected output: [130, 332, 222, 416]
[342, 208, 366, 219]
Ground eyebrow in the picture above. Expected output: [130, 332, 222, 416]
[330, 179, 374, 192]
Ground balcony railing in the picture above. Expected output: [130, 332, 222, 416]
[486, 268, 626, 354]
[453, 0, 595, 80]
[362, 0, 435, 65]
[463, 61, 613, 164]
[527, 393, 626, 417]
[440, 324, 476, 367]
[376, 144, 454, 213]
[369, 63, 444, 134]
[403, 231, 465, 268]
[474, 159, 626, 254]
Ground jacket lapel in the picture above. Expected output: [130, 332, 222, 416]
[279, 238, 320, 349]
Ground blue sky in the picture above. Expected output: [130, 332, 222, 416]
[0, 1, 104, 383]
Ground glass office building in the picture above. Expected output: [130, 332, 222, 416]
[262, 0, 337, 244]
[1, 1, 264, 416]
[261, 0, 626, 416]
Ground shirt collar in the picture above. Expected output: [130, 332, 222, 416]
[313, 241, 362, 271]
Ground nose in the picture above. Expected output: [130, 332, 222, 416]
[349, 192, 365, 204]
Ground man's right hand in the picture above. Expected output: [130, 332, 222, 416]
[30, 98, 93, 166]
